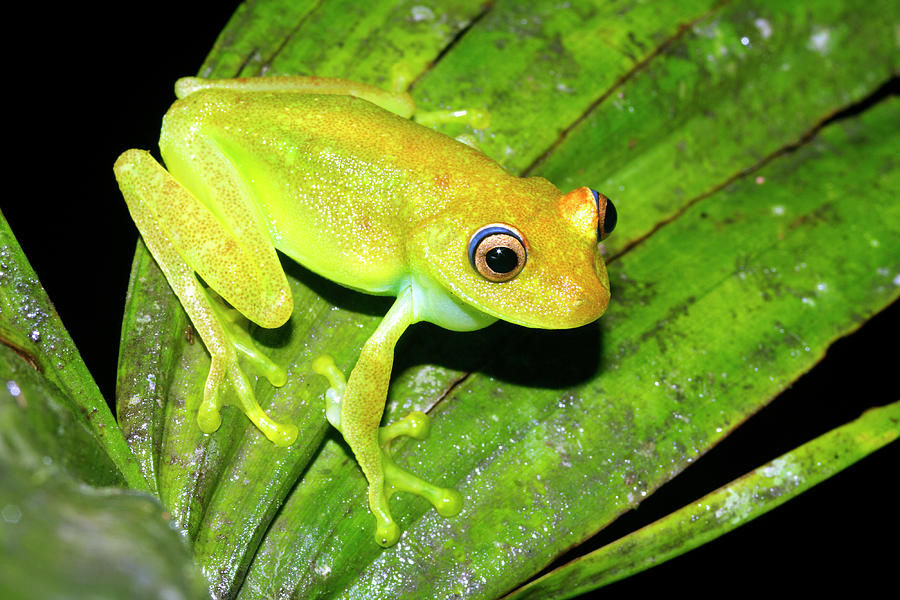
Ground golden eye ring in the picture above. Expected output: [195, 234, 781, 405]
[467, 223, 527, 282]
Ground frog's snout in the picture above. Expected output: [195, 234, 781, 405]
[550, 271, 610, 329]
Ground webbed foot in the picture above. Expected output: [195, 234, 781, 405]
[368, 412, 463, 546]
[196, 294, 298, 447]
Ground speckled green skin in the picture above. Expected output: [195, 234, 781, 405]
[113, 76, 611, 546]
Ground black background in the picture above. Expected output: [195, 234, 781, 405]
[5, 3, 897, 596]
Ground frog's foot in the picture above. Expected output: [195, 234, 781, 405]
[383, 65, 490, 131]
[312, 352, 462, 547]
[382, 414, 464, 509]
[366, 430, 463, 546]
[414, 108, 490, 130]
[374, 412, 463, 546]
[195, 295, 298, 447]
[196, 354, 298, 446]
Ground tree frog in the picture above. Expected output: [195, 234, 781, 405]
[113, 76, 616, 547]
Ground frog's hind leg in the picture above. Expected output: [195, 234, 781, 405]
[114, 149, 298, 447]
[174, 75, 417, 119]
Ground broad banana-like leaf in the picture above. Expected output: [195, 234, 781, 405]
[0, 214, 205, 598]
[119, 1, 899, 597]
[1, 1, 896, 599]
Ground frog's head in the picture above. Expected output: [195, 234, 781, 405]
[412, 179, 616, 331]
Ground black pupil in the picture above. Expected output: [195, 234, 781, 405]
[485, 246, 518, 273]
[603, 197, 618, 236]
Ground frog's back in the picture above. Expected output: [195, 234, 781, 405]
[160, 88, 510, 295]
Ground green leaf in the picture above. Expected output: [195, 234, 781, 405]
[0, 211, 147, 491]
[0, 214, 204, 598]
[110, 1, 899, 598]
[0, 400, 206, 600]
[505, 400, 900, 599]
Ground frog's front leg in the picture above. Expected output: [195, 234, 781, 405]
[313, 288, 462, 546]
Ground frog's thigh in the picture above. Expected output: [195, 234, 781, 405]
[113, 148, 292, 348]
[157, 123, 293, 328]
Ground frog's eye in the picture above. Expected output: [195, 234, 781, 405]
[468, 224, 527, 282]
[590, 189, 617, 240]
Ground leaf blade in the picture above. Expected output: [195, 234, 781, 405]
[505, 399, 900, 599]
[109, 1, 900, 598]
[0, 211, 147, 490]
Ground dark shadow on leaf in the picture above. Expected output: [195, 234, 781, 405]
[394, 318, 605, 391]
[254, 252, 605, 395]
[280, 252, 395, 317]
[251, 254, 394, 349]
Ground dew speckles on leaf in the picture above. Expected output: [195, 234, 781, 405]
[1, 504, 22, 524]
[409, 5, 435, 23]
[754, 18, 773, 39]
[808, 27, 832, 53]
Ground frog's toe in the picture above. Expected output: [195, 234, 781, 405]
[264, 363, 288, 387]
[239, 339, 288, 387]
[434, 488, 463, 517]
[375, 520, 401, 548]
[197, 405, 223, 434]
[259, 420, 299, 447]
[382, 456, 463, 520]
[312, 355, 348, 429]
[412, 477, 463, 517]
[414, 107, 491, 130]
[210, 292, 290, 388]
[379, 410, 430, 444]
[272, 423, 299, 447]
